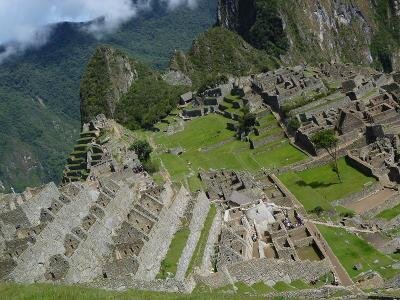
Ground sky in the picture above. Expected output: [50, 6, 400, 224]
[0, 0, 199, 61]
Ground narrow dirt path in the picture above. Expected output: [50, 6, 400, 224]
[310, 220, 375, 233]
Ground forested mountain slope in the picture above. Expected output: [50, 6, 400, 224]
[218, 0, 400, 72]
[0, 0, 216, 192]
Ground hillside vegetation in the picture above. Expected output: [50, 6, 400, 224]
[0, 0, 216, 192]
[81, 26, 279, 130]
[170, 27, 279, 88]
[80, 45, 188, 130]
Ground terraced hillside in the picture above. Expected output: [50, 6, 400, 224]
[147, 109, 306, 192]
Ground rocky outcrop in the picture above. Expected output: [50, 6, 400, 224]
[162, 70, 192, 86]
[80, 46, 138, 124]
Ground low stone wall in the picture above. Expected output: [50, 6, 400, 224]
[175, 192, 210, 280]
[249, 134, 283, 149]
[196, 258, 331, 288]
[268, 174, 301, 211]
[345, 154, 378, 179]
[377, 216, 400, 236]
[266, 285, 349, 299]
[91, 276, 196, 293]
[292, 236, 315, 248]
[334, 181, 382, 208]
[90, 271, 348, 297]
[386, 275, 400, 289]
[362, 191, 400, 218]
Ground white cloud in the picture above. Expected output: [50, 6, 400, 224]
[0, 0, 198, 62]
[162, 0, 198, 9]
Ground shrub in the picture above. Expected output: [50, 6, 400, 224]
[287, 117, 300, 132]
[129, 140, 152, 162]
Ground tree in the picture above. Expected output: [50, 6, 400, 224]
[311, 129, 342, 182]
[129, 140, 152, 162]
[311, 206, 325, 216]
[287, 117, 300, 133]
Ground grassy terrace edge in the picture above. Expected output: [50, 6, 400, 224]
[186, 205, 217, 276]
[157, 227, 191, 279]
[317, 225, 398, 280]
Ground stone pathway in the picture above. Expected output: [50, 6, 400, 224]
[310, 220, 375, 234]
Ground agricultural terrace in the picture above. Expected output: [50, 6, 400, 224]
[317, 225, 399, 280]
[376, 203, 400, 221]
[279, 158, 376, 211]
[152, 113, 306, 186]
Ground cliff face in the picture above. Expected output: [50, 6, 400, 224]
[80, 46, 138, 124]
[217, 0, 400, 72]
[217, 0, 257, 36]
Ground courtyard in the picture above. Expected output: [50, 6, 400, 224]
[278, 158, 376, 211]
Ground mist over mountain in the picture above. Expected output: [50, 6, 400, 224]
[0, 0, 203, 62]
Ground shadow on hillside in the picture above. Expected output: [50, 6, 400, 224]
[295, 180, 338, 189]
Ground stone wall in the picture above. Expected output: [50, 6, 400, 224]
[199, 207, 222, 275]
[8, 184, 95, 283]
[64, 183, 137, 283]
[20, 183, 60, 226]
[133, 186, 190, 281]
[345, 154, 380, 180]
[364, 192, 400, 219]
[91, 275, 196, 293]
[196, 257, 331, 288]
[334, 181, 383, 208]
[266, 285, 348, 299]
[175, 192, 210, 280]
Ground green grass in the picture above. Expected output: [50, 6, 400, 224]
[224, 94, 241, 102]
[186, 205, 217, 276]
[154, 114, 306, 184]
[0, 277, 338, 300]
[290, 280, 309, 289]
[0, 283, 268, 300]
[157, 228, 190, 279]
[279, 158, 376, 211]
[273, 282, 296, 292]
[317, 225, 399, 280]
[376, 203, 400, 221]
[234, 282, 255, 293]
[187, 175, 204, 193]
[194, 279, 319, 296]
[152, 172, 165, 186]
[250, 282, 275, 293]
